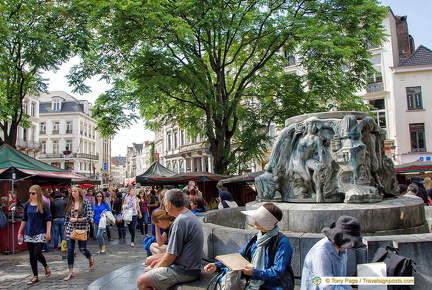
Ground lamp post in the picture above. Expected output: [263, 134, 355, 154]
[63, 148, 72, 170]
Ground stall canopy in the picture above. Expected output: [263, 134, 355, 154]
[220, 171, 264, 184]
[149, 171, 227, 185]
[394, 161, 432, 174]
[135, 162, 176, 184]
[0, 143, 86, 184]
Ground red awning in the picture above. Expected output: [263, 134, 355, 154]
[18, 169, 86, 180]
[394, 161, 432, 173]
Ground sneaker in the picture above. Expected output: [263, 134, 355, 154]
[131, 242, 135, 247]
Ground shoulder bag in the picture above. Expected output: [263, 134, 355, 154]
[70, 228, 87, 241]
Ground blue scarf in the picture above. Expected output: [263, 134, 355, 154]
[246, 226, 279, 290]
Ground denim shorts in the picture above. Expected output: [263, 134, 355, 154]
[149, 266, 196, 289]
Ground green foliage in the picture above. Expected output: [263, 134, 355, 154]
[0, 0, 91, 146]
[74, 0, 387, 173]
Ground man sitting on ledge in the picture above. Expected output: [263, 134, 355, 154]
[137, 189, 204, 290]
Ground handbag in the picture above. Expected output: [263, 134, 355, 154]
[70, 228, 87, 241]
[115, 214, 123, 224]
[218, 269, 248, 290]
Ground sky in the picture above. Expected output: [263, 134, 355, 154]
[42, 1, 430, 156]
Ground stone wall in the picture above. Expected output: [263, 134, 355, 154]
[202, 207, 432, 289]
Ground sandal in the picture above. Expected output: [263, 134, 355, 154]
[45, 266, 51, 277]
[27, 276, 39, 285]
[88, 257, 95, 270]
[63, 273, 74, 281]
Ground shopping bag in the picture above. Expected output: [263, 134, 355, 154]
[122, 208, 133, 222]
[105, 211, 115, 225]
[99, 215, 107, 229]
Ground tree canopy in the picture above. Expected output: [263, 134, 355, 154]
[73, 0, 387, 174]
[0, 0, 90, 146]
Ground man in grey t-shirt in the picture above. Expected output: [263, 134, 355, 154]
[137, 189, 204, 290]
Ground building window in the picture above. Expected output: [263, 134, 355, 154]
[66, 121, 73, 133]
[173, 130, 178, 149]
[41, 141, 46, 154]
[180, 130, 185, 146]
[284, 51, 296, 66]
[65, 140, 73, 152]
[52, 140, 59, 154]
[23, 101, 28, 114]
[167, 133, 172, 150]
[40, 123, 46, 134]
[31, 102, 35, 116]
[406, 87, 422, 110]
[52, 121, 60, 134]
[369, 99, 386, 129]
[409, 123, 425, 152]
[23, 128, 27, 141]
[53, 99, 61, 111]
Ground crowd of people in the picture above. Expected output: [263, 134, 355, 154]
[17, 175, 428, 289]
[14, 180, 241, 286]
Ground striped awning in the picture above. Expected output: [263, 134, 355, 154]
[394, 161, 432, 173]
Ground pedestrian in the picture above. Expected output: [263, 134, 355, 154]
[301, 215, 366, 289]
[17, 185, 52, 285]
[204, 202, 294, 289]
[183, 180, 202, 196]
[92, 191, 111, 254]
[190, 196, 207, 214]
[113, 192, 126, 240]
[145, 209, 175, 266]
[217, 190, 238, 209]
[123, 187, 141, 247]
[137, 189, 204, 290]
[410, 176, 428, 204]
[63, 186, 95, 281]
[50, 191, 67, 250]
[137, 189, 149, 236]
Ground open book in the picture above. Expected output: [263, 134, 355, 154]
[215, 253, 255, 271]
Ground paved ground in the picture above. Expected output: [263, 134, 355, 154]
[0, 229, 147, 290]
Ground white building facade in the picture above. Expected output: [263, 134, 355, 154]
[37, 91, 111, 181]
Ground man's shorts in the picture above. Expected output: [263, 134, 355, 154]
[150, 266, 197, 289]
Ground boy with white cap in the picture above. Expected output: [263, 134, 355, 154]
[204, 202, 293, 290]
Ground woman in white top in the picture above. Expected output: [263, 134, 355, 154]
[217, 191, 238, 209]
[123, 187, 141, 247]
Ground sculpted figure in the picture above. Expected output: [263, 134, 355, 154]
[256, 112, 397, 203]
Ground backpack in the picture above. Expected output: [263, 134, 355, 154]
[244, 232, 295, 290]
[371, 246, 415, 290]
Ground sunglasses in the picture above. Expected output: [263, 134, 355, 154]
[29, 192, 37, 195]
[96, 195, 102, 198]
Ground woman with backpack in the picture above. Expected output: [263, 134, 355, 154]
[204, 202, 294, 290]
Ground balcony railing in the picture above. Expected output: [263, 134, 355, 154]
[52, 130, 60, 134]
[16, 140, 41, 150]
[39, 131, 46, 135]
[366, 82, 384, 93]
[76, 153, 99, 160]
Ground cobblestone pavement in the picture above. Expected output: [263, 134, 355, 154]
[0, 230, 147, 290]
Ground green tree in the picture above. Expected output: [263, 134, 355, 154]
[0, 0, 90, 146]
[73, 0, 387, 174]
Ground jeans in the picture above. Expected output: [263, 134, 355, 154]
[117, 220, 126, 238]
[106, 225, 112, 239]
[94, 223, 106, 249]
[127, 215, 138, 243]
[137, 212, 149, 235]
[27, 242, 47, 276]
[66, 238, 91, 269]
[52, 219, 65, 248]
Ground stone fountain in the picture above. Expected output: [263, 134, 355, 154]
[202, 112, 431, 289]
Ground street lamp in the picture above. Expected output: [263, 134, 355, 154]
[63, 148, 72, 170]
